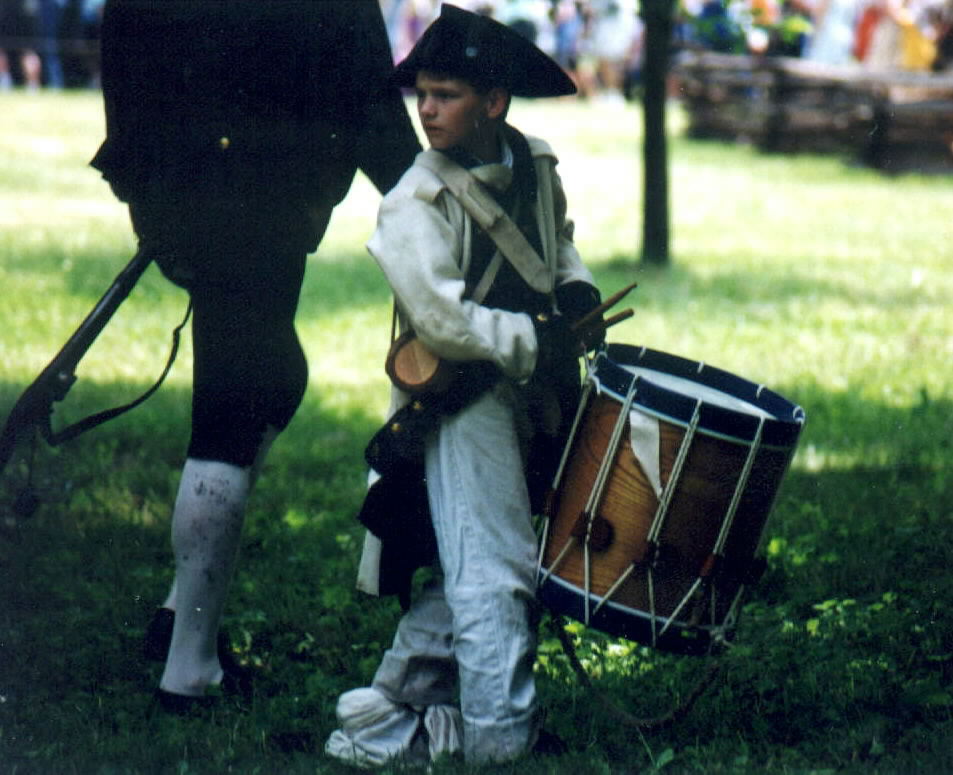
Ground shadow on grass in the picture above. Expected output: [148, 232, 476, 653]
[0, 372, 384, 520]
[3, 242, 393, 326]
[536, 442, 951, 771]
[523, 378, 952, 771]
[0, 375, 400, 771]
[1, 286, 951, 773]
[599, 256, 942, 312]
[784, 377, 949, 462]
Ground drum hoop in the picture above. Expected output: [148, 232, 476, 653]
[537, 572, 730, 655]
[597, 345, 804, 448]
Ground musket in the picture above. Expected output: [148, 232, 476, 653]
[0, 249, 154, 476]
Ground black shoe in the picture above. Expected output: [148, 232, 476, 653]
[144, 607, 255, 712]
[143, 607, 244, 675]
[532, 729, 568, 757]
[153, 665, 254, 716]
[143, 607, 175, 662]
[153, 687, 215, 715]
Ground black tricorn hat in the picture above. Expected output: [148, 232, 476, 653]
[392, 3, 576, 98]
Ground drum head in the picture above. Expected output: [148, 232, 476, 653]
[596, 344, 804, 447]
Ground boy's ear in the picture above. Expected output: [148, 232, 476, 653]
[484, 87, 509, 120]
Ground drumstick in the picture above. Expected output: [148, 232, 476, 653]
[572, 281, 638, 332]
[575, 308, 634, 339]
[593, 308, 634, 332]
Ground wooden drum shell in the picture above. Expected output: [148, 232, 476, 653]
[537, 345, 804, 655]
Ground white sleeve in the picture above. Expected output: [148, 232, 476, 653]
[367, 181, 538, 382]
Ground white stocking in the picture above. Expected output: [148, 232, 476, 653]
[159, 458, 251, 696]
[158, 426, 277, 615]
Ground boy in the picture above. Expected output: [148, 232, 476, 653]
[326, 4, 601, 766]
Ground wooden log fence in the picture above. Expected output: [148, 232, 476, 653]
[673, 51, 953, 172]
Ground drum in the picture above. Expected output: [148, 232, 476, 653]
[536, 344, 805, 655]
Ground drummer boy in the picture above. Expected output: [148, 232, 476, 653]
[325, 5, 603, 767]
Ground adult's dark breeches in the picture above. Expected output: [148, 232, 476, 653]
[130, 196, 323, 468]
[187, 273, 308, 467]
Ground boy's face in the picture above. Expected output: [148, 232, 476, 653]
[415, 71, 506, 160]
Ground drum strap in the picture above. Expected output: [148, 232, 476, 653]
[389, 152, 554, 351]
[416, 150, 554, 296]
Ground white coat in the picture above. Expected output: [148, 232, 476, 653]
[356, 133, 594, 595]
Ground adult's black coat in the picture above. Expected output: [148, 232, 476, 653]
[91, 0, 420, 209]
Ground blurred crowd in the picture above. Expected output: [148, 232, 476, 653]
[680, 0, 953, 70]
[0, 0, 103, 89]
[2, 0, 949, 93]
[381, 0, 953, 106]
[0, 0, 649, 98]
[381, 0, 647, 101]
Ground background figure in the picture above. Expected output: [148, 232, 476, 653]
[932, 0, 952, 70]
[38, 0, 63, 87]
[895, 0, 943, 69]
[380, 0, 409, 53]
[760, 0, 813, 56]
[854, 0, 887, 60]
[862, 0, 941, 68]
[0, 0, 43, 89]
[381, 0, 439, 62]
[497, 0, 555, 48]
[804, 0, 862, 64]
[585, 0, 640, 100]
[58, 0, 103, 87]
[553, 0, 585, 75]
[863, 0, 904, 65]
[687, 0, 748, 53]
[91, 0, 420, 709]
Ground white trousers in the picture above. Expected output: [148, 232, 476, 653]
[330, 385, 540, 765]
[377, 385, 539, 761]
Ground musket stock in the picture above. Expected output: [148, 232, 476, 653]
[0, 250, 153, 475]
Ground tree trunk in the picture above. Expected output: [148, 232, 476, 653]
[640, 0, 675, 266]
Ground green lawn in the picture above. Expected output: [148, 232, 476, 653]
[1, 89, 951, 774]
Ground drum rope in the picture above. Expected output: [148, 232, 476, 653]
[583, 378, 638, 521]
[584, 544, 592, 624]
[648, 569, 658, 647]
[537, 370, 639, 614]
[647, 400, 701, 544]
[658, 577, 703, 640]
[536, 378, 595, 578]
[715, 586, 747, 646]
[551, 377, 595, 507]
[658, 416, 764, 643]
[645, 399, 701, 646]
[539, 537, 575, 585]
[712, 416, 765, 556]
[593, 563, 636, 616]
[549, 615, 722, 731]
[582, 377, 639, 623]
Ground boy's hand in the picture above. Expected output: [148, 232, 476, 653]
[533, 312, 582, 375]
[561, 280, 638, 352]
[556, 281, 602, 326]
[556, 281, 605, 351]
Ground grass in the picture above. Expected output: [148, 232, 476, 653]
[1, 89, 952, 774]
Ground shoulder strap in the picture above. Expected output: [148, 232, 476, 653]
[416, 150, 553, 295]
